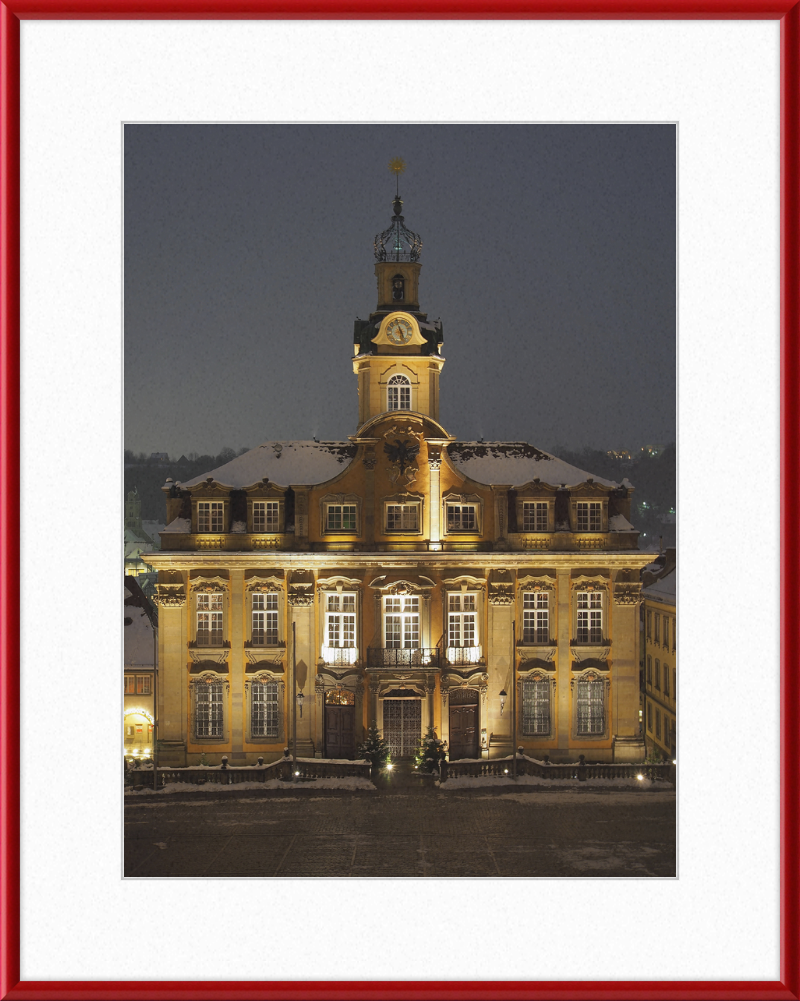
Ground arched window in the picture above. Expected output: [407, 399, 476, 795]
[391, 274, 405, 302]
[387, 374, 411, 411]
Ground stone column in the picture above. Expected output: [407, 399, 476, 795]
[487, 586, 514, 755]
[229, 570, 245, 760]
[154, 575, 189, 767]
[288, 590, 316, 756]
[610, 577, 644, 762]
[556, 570, 572, 756]
[428, 456, 441, 547]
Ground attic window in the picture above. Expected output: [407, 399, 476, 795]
[576, 502, 602, 532]
[198, 501, 224, 533]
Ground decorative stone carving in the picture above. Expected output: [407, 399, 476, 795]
[518, 574, 556, 590]
[570, 576, 608, 591]
[245, 648, 285, 665]
[571, 647, 610, 662]
[363, 456, 377, 470]
[288, 591, 313, 606]
[427, 456, 441, 471]
[189, 649, 228, 664]
[190, 576, 229, 593]
[154, 584, 186, 607]
[489, 585, 514, 604]
[614, 583, 642, 605]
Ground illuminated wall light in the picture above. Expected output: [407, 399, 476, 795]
[386, 763, 393, 770]
[294, 770, 300, 776]
[637, 774, 644, 781]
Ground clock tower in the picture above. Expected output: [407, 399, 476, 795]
[352, 174, 445, 428]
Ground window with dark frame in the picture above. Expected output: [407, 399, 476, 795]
[576, 678, 605, 735]
[386, 503, 419, 532]
[198, 501, 224, 533]
[197, 592, 223, 646]
[387, 374, 411, 410]
[522, 591, 549, 644]
[195, 681, 224, 739]
[253, 500, 279, 533]
[251, 680, 279, 739]
[252, 592, 278, 645]
[576, 591, 603, 643]
[327, 504, 357, 532]
[522, 501, 548, 532]
[522, 678, 551, 735]
[446, 504, 477, 532]
[576, 501, 602, 532]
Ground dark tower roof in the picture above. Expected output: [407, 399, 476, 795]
[373, 194, 422, 263]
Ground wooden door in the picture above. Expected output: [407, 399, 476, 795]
[448, 688, 479, 760]
[325, 704, 356, 759]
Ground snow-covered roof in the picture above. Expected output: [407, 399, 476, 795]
[447, 442, 621, 489]
[609, 513, 635, 532]
[124, 581, 156, 669]
[642, 567, 676, 605]
[177, 441, 357, 490]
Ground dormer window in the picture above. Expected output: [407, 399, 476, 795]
[446, 504, 477, 532]
[387, 374, 411, 411]
[326, 504, 357, 532]
[198, 501, 224, 533]
[253, 501, 279, 533]
[576, 502, 602, 532]
[391, 275, 405, 302]
[522, 502, 548, 532]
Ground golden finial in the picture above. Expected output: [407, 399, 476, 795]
[388, 157, 406, 175]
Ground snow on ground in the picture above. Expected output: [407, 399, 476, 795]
[125, 776, 375, 795]
[439, 774, 659, 790]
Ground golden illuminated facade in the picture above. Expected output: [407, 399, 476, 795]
[145, 189, 655, 766]
[642, 552, 676, 758]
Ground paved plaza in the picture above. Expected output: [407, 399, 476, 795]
[124, 770, 676, 878]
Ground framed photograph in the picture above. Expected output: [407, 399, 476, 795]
[1, 5, 797, 1000]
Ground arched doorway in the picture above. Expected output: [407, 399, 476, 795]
[448, 688, 479, 760]
[324, 689, 356, 759]
[124, 710, 154, 758]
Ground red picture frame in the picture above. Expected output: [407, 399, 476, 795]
[1, 5, 798, 1000]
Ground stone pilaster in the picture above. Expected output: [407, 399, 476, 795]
[428, 455, 441, 546]
[556, 570, 572, 754]
[487, 583, 514, 752]
[611, 576, 644, 761]
[229, 569, 245, 759]
[154, 574, 188, 766]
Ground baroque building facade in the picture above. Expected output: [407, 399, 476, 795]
[641, 550, 677, 759]
[146, 190, 654, 766]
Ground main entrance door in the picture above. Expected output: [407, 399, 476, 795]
[383, 698, 421, 758]
[324, 691, 356, 759]
[448, 688, 479, 760]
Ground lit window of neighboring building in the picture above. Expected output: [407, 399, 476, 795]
[253, 501, 279, 533]
[136, 675, 151, 695]
[387, 374, 411, 411]
[654, 659, 661, 690]
[523, 592, 549, 644]
[124, 675, 135, 695]
[576, 591, 603, 643]
[197, 593, 223, 646]
[326, 504, 357, 532]
[384, 596, 419, 648]
[576, 679, 605, 735]
[386, 503, 419, 532]
[522, 679, 550, 735]
[446, 504, 477, 532]
[195, 681, 224, 739]
[198, 501, 224, 533]
[251, 680, 279, 739]
[576, 502, 602, 532]
[252, 592, 278, 645]
[522, 502, 548, 532]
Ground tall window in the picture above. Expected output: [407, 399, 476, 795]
[576, 679, 605, 735]
[124, 675, 135, 695]
[646, 655, 652, 685]
[385, 596, 419, 648]
[251, 680, 279, 739]
[252, 592, 278, 645]
[196, 593, 223, 646]
[195, 681, 223, 739]
[197, 501, 224, 533]
[646, 609, 652, 639]
[136, 675, 151, 695]
[448, 593, 477, 647]
[663, 663, 670, 697]
[253, 501, 279, 533]
[386, 503, 419, 532]
[387, 374, 411, 411]
[654, 614, 661, 644]
[522, 679, 551, 735]
[446, 504, 477, 532]
[523, 591, 549, 644]
[655, 659, 661, 690]
[326, 593, 356, 648]
[576, 502, 602, 532]
[326, 504, 357, 532]
[663, 616, 670, 649]
[576, 591, 603, 643]
[656, 710, 662, 739]
[647, 702, 653, 731]
[522, 502, 548, 532]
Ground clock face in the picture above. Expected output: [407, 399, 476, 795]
[386, 318, 413, 345]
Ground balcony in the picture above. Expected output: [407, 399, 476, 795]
[321, 646, 359, 666]
[367, 648, 440, 669]
[445, 646, 483, 665]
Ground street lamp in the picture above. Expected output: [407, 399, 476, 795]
[296, 691, 305, 718]
[499, 689, 507, 716]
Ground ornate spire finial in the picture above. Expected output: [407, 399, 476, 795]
[388, 157, 406, 199]
[374, 158, 421, 262]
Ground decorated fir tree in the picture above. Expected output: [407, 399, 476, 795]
[357, 721, 391, 767]
[414, 726, 446, 774]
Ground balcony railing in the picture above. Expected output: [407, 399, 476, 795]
[321, 646, 359, 666]
[367, 647, 440, 668]
[445, 646, 483, 665]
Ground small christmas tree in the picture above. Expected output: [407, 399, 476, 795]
[414, 725, 446, 774]
[357, 721, 391, 767]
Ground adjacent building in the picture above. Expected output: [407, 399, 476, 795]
[145, 188, 656, 766]
[124, 575, 158, 758]
[641, 549, 676, 759]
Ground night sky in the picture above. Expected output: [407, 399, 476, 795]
[124, 124, 676, 458]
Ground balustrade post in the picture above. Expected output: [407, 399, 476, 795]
[439, 758, 448, 783]
[578, 754, 587, 781]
